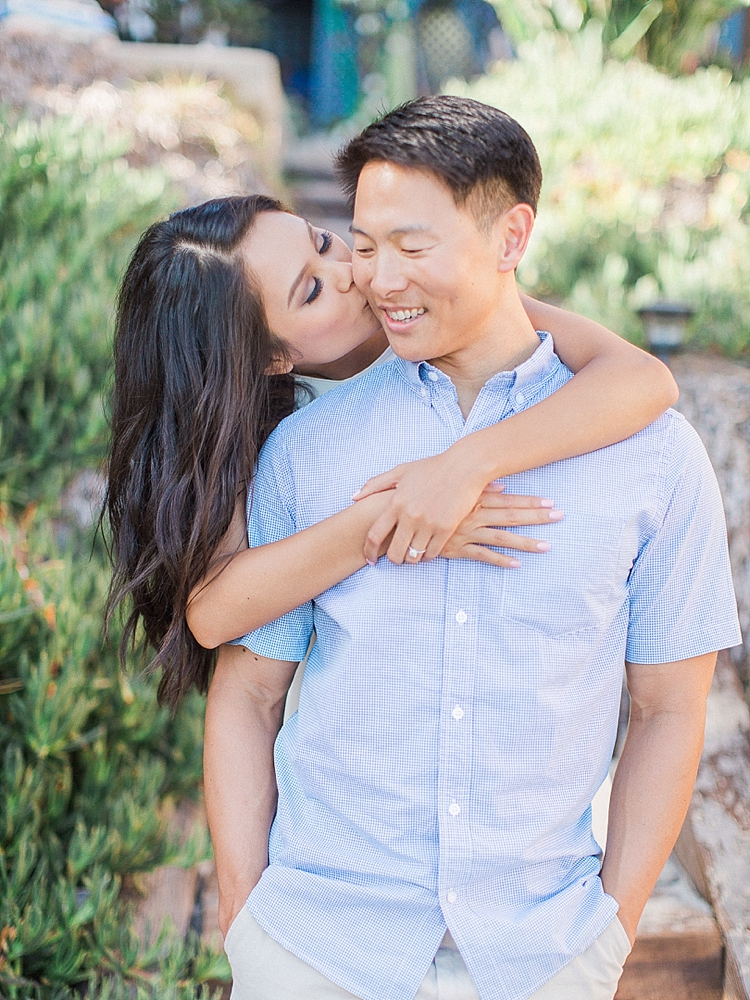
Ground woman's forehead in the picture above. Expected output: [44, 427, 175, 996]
[241, 212, 309, 299]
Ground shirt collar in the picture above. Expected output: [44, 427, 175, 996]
[394, 331, 559, 406]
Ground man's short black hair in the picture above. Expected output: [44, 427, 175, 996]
[335, 96, 543, 231]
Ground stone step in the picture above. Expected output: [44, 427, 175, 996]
[616, 855, 723, 1000]
[284, 132, 340, 180]
[288, 177, 350, 217]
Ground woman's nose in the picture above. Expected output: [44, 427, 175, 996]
[330, 259, 355, 292]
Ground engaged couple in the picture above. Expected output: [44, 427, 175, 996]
[106, 96, 741, 1000]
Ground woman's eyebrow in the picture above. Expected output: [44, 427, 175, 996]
[287, 223, 317, 307]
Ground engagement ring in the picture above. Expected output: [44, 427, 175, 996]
[407, 546, 427, 560]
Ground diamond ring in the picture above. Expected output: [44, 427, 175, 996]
[407, 546, 428, 560]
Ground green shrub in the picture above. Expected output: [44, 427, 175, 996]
[452, 27, 750, 353]
[488, 0, 750, 73]
[0, 108, 230, 995]
[0, 511, 229, 996]
[0, 112, 172, 510]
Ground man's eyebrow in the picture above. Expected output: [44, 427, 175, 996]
[287, 222, 317, 307]
[349, 224, 433, 238]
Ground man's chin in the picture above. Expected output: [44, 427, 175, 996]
[385, 340, 432, 364]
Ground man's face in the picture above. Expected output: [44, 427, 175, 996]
[351, 162, 508, 364]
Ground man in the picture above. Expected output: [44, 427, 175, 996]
[208, 97, 741, 1000]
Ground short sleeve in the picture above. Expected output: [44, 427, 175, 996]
[626, 418, 742, 664]
[228, 428, 314, 662]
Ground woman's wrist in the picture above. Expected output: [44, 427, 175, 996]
[448, 430, 502, 489]
[342, 491, 393, 548]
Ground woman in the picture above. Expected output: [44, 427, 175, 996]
[106, 194, 677, 707]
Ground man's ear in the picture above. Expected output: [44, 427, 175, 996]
[494, 203, 535, 274]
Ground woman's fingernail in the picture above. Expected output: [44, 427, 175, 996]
[352, 490, 361, 500]
[548, 509, 564, 521]
[366, 558, 376, 566]
[509, 558, 522, 568]
[536, 541, 551, 552]
[540, 499, 555, 508]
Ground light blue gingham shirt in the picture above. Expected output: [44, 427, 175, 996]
[236, 333, 741, 1000]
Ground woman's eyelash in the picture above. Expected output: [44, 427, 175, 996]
[303, 232, 331, 304]
[305, 277, 323, 305]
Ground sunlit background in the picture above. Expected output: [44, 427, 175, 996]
[0, 1, 749, 996]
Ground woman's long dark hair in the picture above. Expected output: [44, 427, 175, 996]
[104, 195, 296, 709]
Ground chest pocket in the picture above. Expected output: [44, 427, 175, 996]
[498, 515, 631, 638]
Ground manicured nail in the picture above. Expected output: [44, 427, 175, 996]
[548, 509, 564, 521]
[509, 558, 522, 568]
[540, 499, 555, 508]
[536, 541, 551, 552]
[366, 559, 376, 566]
[352, 490, 361, 500]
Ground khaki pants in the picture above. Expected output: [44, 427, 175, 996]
[225, 905, 631, 1000]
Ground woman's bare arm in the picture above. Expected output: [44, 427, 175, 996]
[189, 299, 676, 646]
[187, 489, 559, 648]
[357, 296, 678, 563]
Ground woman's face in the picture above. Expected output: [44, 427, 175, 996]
[241, 211, 382, 371]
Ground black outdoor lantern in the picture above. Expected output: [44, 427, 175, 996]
[637, 300, 694, 364]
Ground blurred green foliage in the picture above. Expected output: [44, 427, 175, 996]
[454, 25, 750, 352]
[0, 512, 229, 996]
[0, 111, 228, 994]
[488, 0, 750, 73]
[0, 113, 171, 510]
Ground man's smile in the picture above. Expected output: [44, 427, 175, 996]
[380, 306, 427, 330]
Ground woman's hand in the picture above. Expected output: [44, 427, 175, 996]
[353, 442, 556, 565]
[441, 489, 564, 567]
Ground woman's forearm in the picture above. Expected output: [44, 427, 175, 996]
[187, 493, 387, 648]
[453, 296, 679, 484]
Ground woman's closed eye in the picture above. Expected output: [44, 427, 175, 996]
[305, 277, 323, 305]
[318, 230, 333, 254]
[302, 231, 333, 304]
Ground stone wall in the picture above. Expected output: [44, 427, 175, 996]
[671, 354, 750, 691]
[0, 29, 289, 197]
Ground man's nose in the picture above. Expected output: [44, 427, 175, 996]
[368, 252, 409, 298]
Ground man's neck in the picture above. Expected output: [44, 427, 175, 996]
[430, 297, 541, 418]
[294, 329, 389, 382]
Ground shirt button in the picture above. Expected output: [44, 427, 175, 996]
[421, 387, 428, 397]
[449, 802, 461, 816]
[428, 371, 439, 381]
[452, 705, 464, 720]
[447, 890, 458, 904]
[455, 610, 467, 624]
[515, 392, 525, 405]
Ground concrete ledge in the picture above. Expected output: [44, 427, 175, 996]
[0, 30, 289, 179]
[111, 42, 288, 177]
[676, 652, 750, 1000]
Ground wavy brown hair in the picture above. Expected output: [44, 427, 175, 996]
[104, 195, 296, 708]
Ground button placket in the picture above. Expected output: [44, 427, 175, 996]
[438, 561, 478, 899]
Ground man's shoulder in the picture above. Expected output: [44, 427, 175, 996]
[633, 406, 708, 468]
[605, 405, 699, 465]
